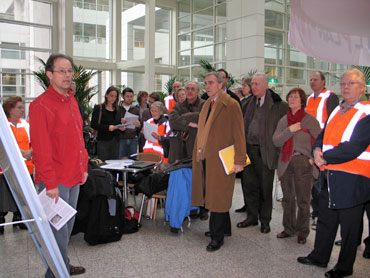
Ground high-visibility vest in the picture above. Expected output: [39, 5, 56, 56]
[143, 118, 171, 163]
[164, 94, 176, 113]
[322, 101, 370, 178]
[0, 119, 34, 175]
[306, 89, 333, 129]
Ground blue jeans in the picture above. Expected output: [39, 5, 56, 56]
[37, 183, 80, 278]
[119, 138, 138, 158]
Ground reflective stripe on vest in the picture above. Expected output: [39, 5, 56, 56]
[306, 89, 332, 129]
[322, 102, 370, 178]
[143, 118, 170, 163]
[164, 94, 175, 113]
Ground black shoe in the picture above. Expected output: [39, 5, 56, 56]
[12, 216, 27, 230]
[325, 268, 352, 278]
[206, 240, 224, 252]
[334, 240, 342, 246]
[170, 227, 179, 233]
[363, 245, 370, 259]
[199, 210, 209, 221]
[260, 223, 271, 234]
[235, 206, 246, 213]
[70, 265, 86, 276]
[297, 256, 327, 268]
[204, 231, 231, 237]
[236, 219, 258, 228]
[0, 217, 4, 234]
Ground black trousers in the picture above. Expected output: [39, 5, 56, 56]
[309, 177, 364, 272]
[209, 211, 231, 242]
[242, 144, 275, 224]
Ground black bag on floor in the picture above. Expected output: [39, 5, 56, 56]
[84, 188, 124, 245]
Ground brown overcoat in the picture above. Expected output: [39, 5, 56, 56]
[192, 91, 246, 212]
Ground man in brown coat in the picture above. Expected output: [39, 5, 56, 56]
[169, 81, 205, 164]
[192, 72, 246, 252]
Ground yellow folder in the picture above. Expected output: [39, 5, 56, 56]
[218, 145, 251, 175]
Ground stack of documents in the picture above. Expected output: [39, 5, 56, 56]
[100, 159, 134, 170]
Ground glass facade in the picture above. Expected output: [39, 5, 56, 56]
[177, 0, 227, 81]
[1, 0, 353, 112]
[0, 0, 52, 103]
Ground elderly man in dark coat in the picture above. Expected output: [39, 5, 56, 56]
[192, 72, 246, 252]
[169, 81, 205, 164]
[238, 72, 288, 234]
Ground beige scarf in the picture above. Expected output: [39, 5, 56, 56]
[196, 90, 228, 161]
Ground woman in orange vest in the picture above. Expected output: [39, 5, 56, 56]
[0, 96, 33, 234]
[143, 101, 170, 163]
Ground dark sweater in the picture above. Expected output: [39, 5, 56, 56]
[90, 104, 118, 141]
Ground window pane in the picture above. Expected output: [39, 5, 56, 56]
[287, 50, 306, 68]
[193, 45, 213, 64]
[178, 68, 190, 81]
[121, 2, 146, 60]
[155, 74, 170, 92]
[179, 0, 190, 17]
[193, 0, 213, 13]
[264, 29, 283, 48]
[287, 68, 306, 85]
[215, 43, 226, 62]
[155, 8, 171, 65]
[74, 0, 111, 59]
[191, 66, 203, 82]
[265, 0, 285, 13]
[264, 66, 283, 83]
[121, 72, 146, 95]
[264, 47, 283, 65]
[179, 15, 191, 34]
[178, 50, 191, 66]
[0, 1, 52, 25]
[307, 57, 329, 71]
[0, 23, 51, 49]
[193, 8, 213, 30]
[330, 63, 348, 72]
[215, 24, 226, 43]
[193, 28, 214, 48]
[179, 33, 191, 51]
[265, 10, 283, 29]
[216, 4, 226, 24]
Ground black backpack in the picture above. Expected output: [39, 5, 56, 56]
[84, 188, 124, 245]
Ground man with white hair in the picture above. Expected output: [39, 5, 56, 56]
[298, 69, 370, 278]
[237, 72, 288, 234]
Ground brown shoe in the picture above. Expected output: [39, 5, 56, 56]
[277, 231, 290, 238]
[70, 265, 86, 276]
[298, 235, 307, 244]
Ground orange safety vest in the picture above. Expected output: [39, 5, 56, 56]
[0, 119, 33, 175]
[164, 94, 176, 113]
[306, 89, 333, 129]
[322, 101, 370, 178]
[143, 118, 171, 163]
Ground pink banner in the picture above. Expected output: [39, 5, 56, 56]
[288, 0, 370, 66]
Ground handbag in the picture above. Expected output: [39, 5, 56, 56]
[87, 105, 103, 157]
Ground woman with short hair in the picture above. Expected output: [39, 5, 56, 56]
[272, 88, 321, 244]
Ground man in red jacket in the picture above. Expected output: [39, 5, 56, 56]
[29, 54, 88, 277]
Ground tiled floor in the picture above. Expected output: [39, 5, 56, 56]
[0, 179, 369, 278]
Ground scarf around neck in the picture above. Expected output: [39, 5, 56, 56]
[281, 107, 308, 162]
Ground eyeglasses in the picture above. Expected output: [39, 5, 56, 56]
[52, 69, 74, 75]
[340, 81, 362, 88]
[288, 95, 300, 99]
[185, 87, 197, 91]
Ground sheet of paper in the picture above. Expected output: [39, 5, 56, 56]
[124, 112, 139, 129]
[143, 121, 158, 143]
[38, 189, 77, 231]
[100, 159, 134, 169]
